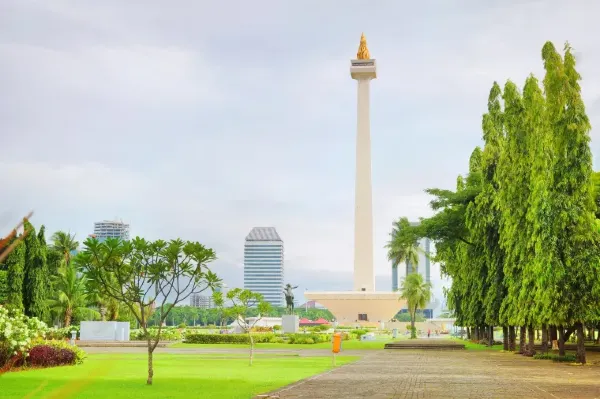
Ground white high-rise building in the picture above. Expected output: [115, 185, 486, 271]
[93, 220, 130, 241]
[243, 227, 284, 307]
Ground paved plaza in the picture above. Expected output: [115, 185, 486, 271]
[263, 350, 600, 399]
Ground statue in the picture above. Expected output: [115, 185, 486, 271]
[283, 283, 298, 315]
[356, 33, 371, 60]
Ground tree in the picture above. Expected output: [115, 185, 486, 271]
[0, 270, 7, 304]
[386, 217, 421, 275]
[468, 82, 506, 347]
[51, 231, 79, 268]
[23, 223, 49, 320]
[213, 288, 271, 365]
[5, 235, 25, 311]
[76, 237, 219, 385]
[48, 262, 89, 327]
[399, 273, 432, 339]
[538, 42, 600, 364]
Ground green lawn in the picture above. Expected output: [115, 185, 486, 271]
[0, 353, 358, 399]
[170, 339, 392, 350]
[452, 338, 504, 351]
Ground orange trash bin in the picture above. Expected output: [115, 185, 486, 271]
[332, 332, 342, 354]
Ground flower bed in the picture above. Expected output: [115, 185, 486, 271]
[0, 306, 48, 368]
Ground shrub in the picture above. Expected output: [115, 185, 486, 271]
[38, 339, 86, 365]
[46, 326, 80, 340]
[273, 325, 281, 331]
[130, 328, 182, 341]
[178, 323, 186, 328]
[27, 341, 84, 368]
[250, 326, 273, 333]
[287, 333, 328, 344]
[0, 306, 48, 367]
[533, 353, 577, 362]
[184, 333, 275, 344]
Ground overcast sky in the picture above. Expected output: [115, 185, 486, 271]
[2, 1, 600, 305]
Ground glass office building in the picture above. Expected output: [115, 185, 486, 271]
[243, 227, 284, 307]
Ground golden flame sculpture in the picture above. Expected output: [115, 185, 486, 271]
[356, 33, 371, 60]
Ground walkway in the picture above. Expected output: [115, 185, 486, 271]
[263, 350, 600, 399]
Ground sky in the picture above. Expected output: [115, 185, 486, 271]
[2, 0, 600, 306]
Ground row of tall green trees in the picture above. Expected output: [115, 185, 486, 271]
[389, 41, 600, 363]
[0, 223, 136, 327]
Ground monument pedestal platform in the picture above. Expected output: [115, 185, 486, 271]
[304, 291, 405, 327]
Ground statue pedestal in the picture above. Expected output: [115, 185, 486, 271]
[282, 315, 299, 334]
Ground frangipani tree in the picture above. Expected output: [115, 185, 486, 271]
[76, 237, 219, 385]
[213, 288, 271, 366]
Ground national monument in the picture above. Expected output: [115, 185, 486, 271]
[305, 34, 406, 326]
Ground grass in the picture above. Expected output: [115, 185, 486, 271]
[170, 338, 393, 350]
[452, 338, 504, 351]
[0, 353, 358, 399]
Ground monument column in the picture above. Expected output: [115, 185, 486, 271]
[351, 33, 377, 292]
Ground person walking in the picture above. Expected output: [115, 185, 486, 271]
[427, 329, 431, 338]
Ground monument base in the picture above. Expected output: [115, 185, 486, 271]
[282, 315, 299, 334]
[304, 291, 405, 327]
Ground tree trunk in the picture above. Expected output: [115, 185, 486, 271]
[549, 325, 558, 342]
[541, 324, 548, 353]
[466, 327, 471, 340]
[508, 326, 516, 351]
[558, 326, 566, 357]
[488, 325, 494, 346]
[527, 325, 536, 356]
[249, 333, 255, 366]
[519, 326, 526, 354]
[575, 322, 586, 364]
[146, 344, 154, 385]
[502, 326, 508, 351]
[64, 307, 72, 328]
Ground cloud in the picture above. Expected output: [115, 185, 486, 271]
[1, 0, 600, 312]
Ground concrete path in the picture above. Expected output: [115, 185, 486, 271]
[263, 350, 600, 399]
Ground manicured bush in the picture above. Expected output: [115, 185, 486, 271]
[38, 339, 86, 364]
[287, 333, 328, 344]
[250, 326, 273, 333]
[27, 340, 84, 368]
[184, 333, 275, 344]
[130, 328, 182, 341]
[273, 325, 281, 331]
[533, 353, 577, 362]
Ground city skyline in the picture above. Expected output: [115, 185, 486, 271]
[2, 2, 599, 308]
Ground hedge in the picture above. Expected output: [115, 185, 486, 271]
[184, 333, 276, 344]
[184, 333, 334, 345]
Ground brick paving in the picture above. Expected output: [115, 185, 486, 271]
[265, 350, 600, 399]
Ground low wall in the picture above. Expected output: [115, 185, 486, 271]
[80, 321, 131, 341]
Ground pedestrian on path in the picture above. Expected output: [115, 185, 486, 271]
[427, 329, 431, 338]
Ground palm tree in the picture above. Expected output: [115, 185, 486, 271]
[51, 231, 79, 268]
[48, 263, 88, 327]
[386, 217, 420, 274]
[399, 273, 432, 339]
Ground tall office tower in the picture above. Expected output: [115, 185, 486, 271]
[243, 227, 284, 307]
[93, 219, 130, 241]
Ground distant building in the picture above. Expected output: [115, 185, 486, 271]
[93, 220, 130, 242]
[190, 294, 213, 309]
[243, 227, 284, 307]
